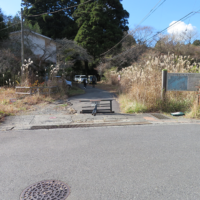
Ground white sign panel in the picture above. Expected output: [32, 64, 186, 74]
[167, 73, 200, 91]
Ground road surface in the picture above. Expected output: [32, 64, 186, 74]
[1, 124, 200, 199]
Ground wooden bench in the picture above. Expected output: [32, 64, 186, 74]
[15, 86, 58, 96]
[80, 99, 115, 116]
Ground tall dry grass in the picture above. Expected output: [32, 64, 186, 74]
[117, 53, 200, 113]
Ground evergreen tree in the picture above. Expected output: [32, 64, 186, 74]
[0, 9, 9, 41]
[22, 0, 80, 39]
[6, 13, 21, 33]
[73, 0, 129, 59]
[193, 40, 200, 46]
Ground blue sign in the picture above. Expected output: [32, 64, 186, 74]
[167, 73, 200, 91]
[167, 75, 188, 91]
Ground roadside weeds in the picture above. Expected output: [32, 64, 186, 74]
[0, 85, 84, 121]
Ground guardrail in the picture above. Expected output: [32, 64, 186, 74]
[15, 86, 58, 96]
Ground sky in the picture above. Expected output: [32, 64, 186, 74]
[1, 0, 200, 40]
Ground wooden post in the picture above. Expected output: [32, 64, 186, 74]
[110, 100, 112, 112]
[30, 87, 32, 95]
[161, 70, 167, 100]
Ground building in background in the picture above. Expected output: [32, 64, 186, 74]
[10, 30, 57, 63]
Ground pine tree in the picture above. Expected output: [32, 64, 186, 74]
[73, 0, 129, 59]
[22, 0, 80, 39]
[6, 13, 21, 33]
[0, 9, 9, 41]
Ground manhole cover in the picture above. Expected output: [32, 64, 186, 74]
[151, 113, 170, 119]
[20, 180, 70, 200]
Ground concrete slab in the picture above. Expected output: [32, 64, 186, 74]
[29, 115, 72, 125]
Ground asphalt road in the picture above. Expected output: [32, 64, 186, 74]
[1, 124, 200, 200]
[69, 84, 120, 113]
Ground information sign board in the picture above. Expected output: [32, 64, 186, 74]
[167, 73, 200, 91]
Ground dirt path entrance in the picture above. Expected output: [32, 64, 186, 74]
[68, 84, 120, 114]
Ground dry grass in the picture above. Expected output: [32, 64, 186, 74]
[105, 53, 200, 117]
[0, 87, 66, 120]
[0, 82, 85, 120]
[186, 101, 200, 118]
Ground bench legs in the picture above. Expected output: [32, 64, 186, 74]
[92, 104, 98, 116]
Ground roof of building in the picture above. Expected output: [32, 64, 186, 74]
[10, 30, 55, 42]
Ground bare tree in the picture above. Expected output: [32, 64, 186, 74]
[129, 26, 156, 46]
[181, 29, 199, 45]
[155, 31, 200, 59]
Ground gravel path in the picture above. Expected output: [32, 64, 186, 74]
[22, 100, 77, 115]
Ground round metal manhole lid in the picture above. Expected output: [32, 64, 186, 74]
[20, 180, 70, 200]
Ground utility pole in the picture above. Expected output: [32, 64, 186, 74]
[21, 8, 24, 76]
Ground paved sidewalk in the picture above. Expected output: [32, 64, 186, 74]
[1, 112, 200, 131]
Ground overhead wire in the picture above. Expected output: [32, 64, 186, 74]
[147, 0, 166, 16]
[0, 0, 92, 32]
[185, 0, 198, 31]
[137, 0, 164, 26]
[109, 9, 200, 60]
[100, 0, 167, 56]
[0, 22, 21, 32]
[24, 0, 92, 18]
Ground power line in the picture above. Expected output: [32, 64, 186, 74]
[152, 12, 194, 37]
[0, 22, 21, 32]
[24, 0, 92, 18]
[140, 10, 199, 45]
[185, 0, 198, 31]
[154, 9, 200, 37]
[109, 9, 200, 60]
[148, 0, 166, 16]
[100, 0, 167, 56]
[137, 0, 164, 26]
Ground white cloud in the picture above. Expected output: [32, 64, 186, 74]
[167, 21, 197, 41]
[167, 21, 196, 34]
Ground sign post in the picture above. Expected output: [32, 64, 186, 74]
[161, 69, 167, 100]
